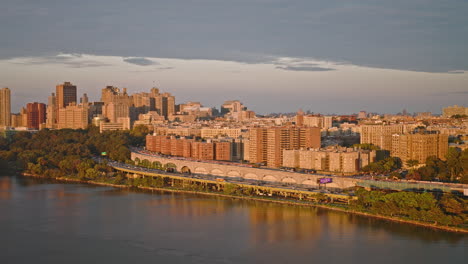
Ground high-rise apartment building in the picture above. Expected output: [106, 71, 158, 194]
[101, 86, 133, 105]
[102, 102, 130, 123]
[56, 82, 77, 122]
[247, 127, 320, 167]
[46, 93, 57, 128]
[215, 142, 232, 161]
[26, 102, 46, 129]
[360, 124, 405, 151]
[57, 103, 89, 129]
[56, 82, 77, 109]
[266, 127, 321, 168]
[0, 88, 11, 126]
[154, 91, 175, 118]
[248, 128, 268, 164]
[391, 133, 448, 165]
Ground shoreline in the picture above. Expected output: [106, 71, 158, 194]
[21, 172, 468, 234]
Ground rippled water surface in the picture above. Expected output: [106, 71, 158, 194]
[0, 175, 466, 264]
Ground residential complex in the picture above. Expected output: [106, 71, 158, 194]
[391, 133, 449, 165]
[282, 146, 377, 174]
[3, 85, 464, 176]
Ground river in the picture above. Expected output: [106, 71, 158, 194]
[0, 174, 466, 264]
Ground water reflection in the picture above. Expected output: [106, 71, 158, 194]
[0, 176, 12, 200]
[0, 174, 466, 264]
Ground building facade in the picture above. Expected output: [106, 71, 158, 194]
[282, 147, 377, 174]
[391, 133, 449, 165]
[0, 88, 11, 126]
[360, 124, 405, 151]
[57, 103, 89, 129]
[26, 102, 46, 129]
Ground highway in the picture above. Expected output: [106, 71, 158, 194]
[105, 159, 343, 195]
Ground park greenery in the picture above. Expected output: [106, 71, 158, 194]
[361, 157, 402, 174]
[0, 125, 149, 180]
[407, 148, 468, 183]
[359, 147, 467, 184]
[351, 189, 467, 226]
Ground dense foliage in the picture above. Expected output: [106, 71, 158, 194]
[408, 148, 468, 183]
[352, 143, 381, 150]
[361, 157, 402, 174]
[0, 126, 147, 180]
[351, 189, 467, 227]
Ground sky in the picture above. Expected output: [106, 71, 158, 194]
[0, 0, 467, 114]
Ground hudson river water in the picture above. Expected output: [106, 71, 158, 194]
[0, 174, 466, 264]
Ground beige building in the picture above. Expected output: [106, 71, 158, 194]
[442, 105, 468, 117]
[201, 128, 242, 138]
[101, 86, 133, 106]
[248, 127, 321, 167]
[248, 128, 268, 164]
[295, 113, 332, 129]
[57, 103, 89, 129]
[46, 93, 57, 128]
[155, 127, 201, 137]
[282, 147, 377, 174]
[360, 124, 405, 150]
[0, 88, 11, 127]
[10, 114, 22, 127]
[391, 133, 448, 165]
[102, 102, 130, 123]
[56, 82, 77, 123]
[100, 120, 131, 133]
[221, 100, 245, 115]
[177, 101, 212, 119]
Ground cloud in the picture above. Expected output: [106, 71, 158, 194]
[276, 65, 335, 72]
[272, 59, 336, 72]
[9, 53, 111, 68]
[446, 70, 466, 74]
[129, 66, 173, 73]
[123, 57, 158, 66]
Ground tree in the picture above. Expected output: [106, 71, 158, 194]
[406, 159, 419, 170]
[352, 143, 380, 150]
[446, 148, 462, 182]
[85, 168, 100, 180]
[439, 194, 464, 215]
[130, 125, 150, 146]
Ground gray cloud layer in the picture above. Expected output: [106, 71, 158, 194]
[1, 0, 467, 72]
[11, 54, 111, 68]
[123, 57, 158, 66]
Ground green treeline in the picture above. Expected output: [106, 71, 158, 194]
[408, 148, 468, 183]
[351, 189, 467, 226]
[361, 157, 402, 174]
[0, 125, 148, 179]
